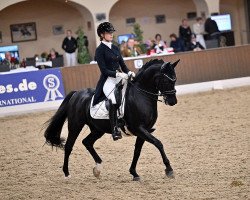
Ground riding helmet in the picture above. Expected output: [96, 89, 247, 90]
[97, 22, 115, 38]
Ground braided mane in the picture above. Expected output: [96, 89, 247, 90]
[134, 59, 164, 81]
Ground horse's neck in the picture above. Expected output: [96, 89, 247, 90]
[128, 64, 160, 107]
[126, 83, 158, 122]
[129, 79, 159, 107]
[132, 80, 157, 92]
[135, 72, 158, 94]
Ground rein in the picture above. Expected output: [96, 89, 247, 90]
[128, 80, 176, 102]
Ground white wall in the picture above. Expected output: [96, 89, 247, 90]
[0, 0, 90, 60]
[0, 0, 248, 60]
[110, 0, 196, 46]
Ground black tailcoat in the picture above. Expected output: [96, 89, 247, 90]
[93, 43, 129, 106]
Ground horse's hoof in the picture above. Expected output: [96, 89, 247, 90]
[93, 163, 102, 178]
[64, 174, 71, 179]
[166, 170, 175, 179]
[133, 176, 141, 181]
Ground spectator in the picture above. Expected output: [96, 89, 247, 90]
[154, 33, 167, 53]
[1, 52, 12, 67]
[121, 38, 142, 57]
[193, 17, 206, 49]
[145, 39, 156, 55]
[189, 34, 205, 51]
[204, 17, 220, 40]
[41, 52, 48, 62]
[119, 41, 127, 53]
[169, 33, 185, 53]
[62, 29, 77, 66]
[47, 48, 59, 61]
[179, 18, 192, 51]
[1, 52, 19, 69]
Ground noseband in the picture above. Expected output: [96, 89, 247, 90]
[156, 73, 176, 95]
[160, 89, 176, 95]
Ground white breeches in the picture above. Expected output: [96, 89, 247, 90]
[65, 52, 76, 67]
[196, 34, 206, 49]
[103, 77, 124, 104]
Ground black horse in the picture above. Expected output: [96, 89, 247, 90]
[44, 59, 180, 180]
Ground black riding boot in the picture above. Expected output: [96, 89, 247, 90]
[109, 103, 122, 141]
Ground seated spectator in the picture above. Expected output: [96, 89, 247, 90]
[47, 48, 59, 61]
[119, 41, 127, 53]
[134, 38, 147, 55]
[169, 33, 185, 53]
[1, 52, 12, 66]
[1, 51, 18, 69]
[189, 34, 205, 51]
[154, 33, 167, 53]
[145, 39, 156, 55]
[41, 52, 48, 62]
[193, 17, 206, 49]
[146, 39, 155, 49]
[121, 38, 142, 57]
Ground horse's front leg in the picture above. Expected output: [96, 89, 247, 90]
[129, 137, 145, 181]
[137, 126, 174, 178]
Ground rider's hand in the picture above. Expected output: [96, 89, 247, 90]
[116, 72, 128, 80]
[128, 71, 136, 78]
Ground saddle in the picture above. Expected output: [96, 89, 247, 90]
[90, 80, 128, 120]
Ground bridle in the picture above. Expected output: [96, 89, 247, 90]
[156, 73, 177, 95]
[128, 73, 176, 102]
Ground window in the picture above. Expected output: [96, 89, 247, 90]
[155, 15, 166, 24]
[187, 12, 197, 20]
[126, 18, 136, 26]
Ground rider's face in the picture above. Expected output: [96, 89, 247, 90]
[102, 32, 113, 42]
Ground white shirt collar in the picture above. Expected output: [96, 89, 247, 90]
[102, 41, 112, 49]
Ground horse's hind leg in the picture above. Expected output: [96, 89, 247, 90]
[82, 131, 105, 178]
[129, 137, 145, 181]
[63, 124, 83, 178]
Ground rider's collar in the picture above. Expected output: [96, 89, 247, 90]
[102, 41, 112, 49]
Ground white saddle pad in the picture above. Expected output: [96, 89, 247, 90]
[90, 83, 127, 119]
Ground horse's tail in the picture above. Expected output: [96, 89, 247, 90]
[44, 91, 76, 148]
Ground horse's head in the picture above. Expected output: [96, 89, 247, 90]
[133, 59, 179, 106]
[156, 59, 180, 106]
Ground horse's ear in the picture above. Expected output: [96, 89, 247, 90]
[160, 62, 170, 72]
[171, 59, 180, 68]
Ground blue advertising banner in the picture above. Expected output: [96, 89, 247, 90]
[0, 68, 65, 107]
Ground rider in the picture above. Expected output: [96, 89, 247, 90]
[93, 22, 135, 141]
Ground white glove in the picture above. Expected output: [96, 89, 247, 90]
[116, 72, 128, 80]
[128, 71, 136, 78]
